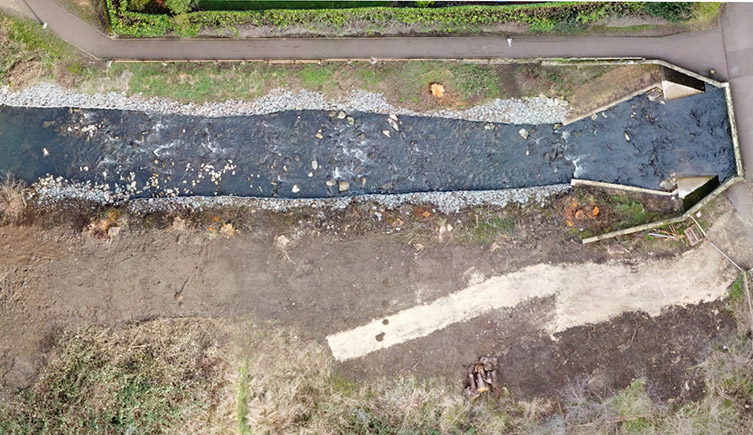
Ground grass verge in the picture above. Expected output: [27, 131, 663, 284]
[0, 15, 72, 86]
[86, 60, 611, 110]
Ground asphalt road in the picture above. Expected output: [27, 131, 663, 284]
[721, 3, 753, 245]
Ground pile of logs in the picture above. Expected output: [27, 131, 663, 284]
[463, 356, 499, 400]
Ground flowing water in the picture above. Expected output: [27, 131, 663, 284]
[0, 85, 736, 200]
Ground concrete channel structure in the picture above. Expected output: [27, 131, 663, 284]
[554, 59, 743, 243]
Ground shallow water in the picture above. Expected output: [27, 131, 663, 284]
[0, 85, 736, 200]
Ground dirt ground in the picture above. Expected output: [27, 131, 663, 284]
[1, 188, 750, 403]
[494, 301, 735, 402]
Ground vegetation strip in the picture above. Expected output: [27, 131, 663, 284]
[581, 175, 743, 244]
[104, 1, 704, 38]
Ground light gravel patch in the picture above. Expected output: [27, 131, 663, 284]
[327, 243, 735, 361]
[0, 83, 570, 124]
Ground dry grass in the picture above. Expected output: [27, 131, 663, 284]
[228, 326, 518, 434]
[0, 176, 28, 223]
[1, 311, 751, 434]
[0, 319, 233, 434]
[659, 334, 753, 434]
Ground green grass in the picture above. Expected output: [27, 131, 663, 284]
[299, 64, 335, 91]
[729, 273, 745, 305]
[591, 23, 660, 33]
[0, 15, 72, 83]
[450, 63, 503, 100]
[694, 2, 722, 20]
[689, 2, 722, 29]
[236, 359, 251, 435]
[106, 62, 286, 102]
[609, 195, 662, 230]
[458, 208, 517, 246]
[609, 379, 652, 432]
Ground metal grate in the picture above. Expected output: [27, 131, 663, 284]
[684, 224, 703, 246]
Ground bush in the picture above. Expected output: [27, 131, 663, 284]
[103, 1, 689, 38]
[127, 0, 150, 12]
[642, 2, 693, 22]
[165, 0, 193, 15]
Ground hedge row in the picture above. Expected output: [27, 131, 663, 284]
[104, 1, 688, 38]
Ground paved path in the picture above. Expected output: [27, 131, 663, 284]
[15, 0, 729, 79]
[721, 3, 753, 245]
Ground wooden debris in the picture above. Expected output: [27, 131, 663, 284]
[463, 356, 499, 400]
[430, 83, 445, 98]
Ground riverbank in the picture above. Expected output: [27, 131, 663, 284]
[0, 81, 570, 123]
[1, 176, 749, 434]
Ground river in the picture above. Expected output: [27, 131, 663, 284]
[0, 85, 735, 201]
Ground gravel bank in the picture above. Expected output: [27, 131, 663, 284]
[30, 175, 569, 214]
[0, 82, 570, 124]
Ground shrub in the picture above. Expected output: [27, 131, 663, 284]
[642, 2, 693, 22]
[165, 0, 193, 15]
[127, 0, 150, 12]
[102, 1, 690, 38]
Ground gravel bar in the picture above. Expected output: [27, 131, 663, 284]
[0, 83, 571, 124]
[29, 175, 570, 214]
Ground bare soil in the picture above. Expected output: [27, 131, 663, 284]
[495, 301, 735, 402]
[0, 191, 747, 404]
[565, 64, 663, 123]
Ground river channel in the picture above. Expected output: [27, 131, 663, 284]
[0, 85, 735, 201]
